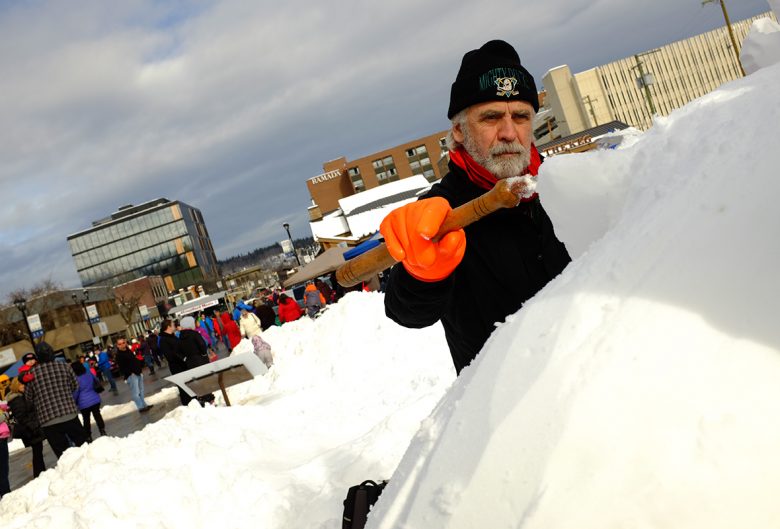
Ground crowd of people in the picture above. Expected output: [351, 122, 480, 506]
[0, 279, 345, 498]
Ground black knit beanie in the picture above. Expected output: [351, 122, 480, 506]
[447, 40, 539, 119]
[35, 341, 55, 363]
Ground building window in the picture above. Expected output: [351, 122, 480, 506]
[406, 145, 435, 181]
[373, 155, 398, 185]
[348, 166, 365, 192]
[439, 137, 449, 153]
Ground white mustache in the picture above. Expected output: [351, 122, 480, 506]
[490, 143, 527, 156]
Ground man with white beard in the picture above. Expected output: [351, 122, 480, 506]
[382, 40, 571, 374]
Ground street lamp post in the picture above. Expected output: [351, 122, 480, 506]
[72, 289, 98, 346]
[12, 297, 37, 353]
[282, 222, 302, 266]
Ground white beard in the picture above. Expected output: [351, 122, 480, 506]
[463, 129, 531, 179]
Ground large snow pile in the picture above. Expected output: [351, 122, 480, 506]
[0, 294, 455, 528]
[370, 61, 780, 529]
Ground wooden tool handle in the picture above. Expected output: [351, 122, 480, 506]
[336, 178, 523, 287]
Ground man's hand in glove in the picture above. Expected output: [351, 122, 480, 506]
[380, 197, 466, 282]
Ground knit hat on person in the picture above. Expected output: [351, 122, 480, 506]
[180, 316, 196, 330]
[447, 39, 538, 118]
[35, 341, 55, 363]
[22, 352, 37, 363]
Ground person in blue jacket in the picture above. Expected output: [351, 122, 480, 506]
[96, 347, 118, 393]
[232, 299, 254, 321]
[71, 361, 107, 442]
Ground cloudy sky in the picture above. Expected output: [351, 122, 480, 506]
[0, 0, 771, 300]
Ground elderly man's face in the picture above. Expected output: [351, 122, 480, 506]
[453, 100, 534, 179]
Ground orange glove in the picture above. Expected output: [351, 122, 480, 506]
[380, 197, 466, 282]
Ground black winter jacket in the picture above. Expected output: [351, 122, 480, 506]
[384, 161, 571, 374]
[159, 332, 186, 374]
[6, 392, 45, 446]
[178, 329, 209, 370]
[115, 347, 144, 379]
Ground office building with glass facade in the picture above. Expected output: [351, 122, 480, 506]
[67, 198, 220, 293]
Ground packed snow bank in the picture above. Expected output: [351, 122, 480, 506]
[741, 16, 780, 74]
[0, 293, 455, 528]
[370, 63, 780, 528]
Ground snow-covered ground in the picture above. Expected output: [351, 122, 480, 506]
[3, 16, 780, 528]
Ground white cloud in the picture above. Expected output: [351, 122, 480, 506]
[0, 0, 771, 297]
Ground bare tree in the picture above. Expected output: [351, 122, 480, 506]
[5, 278, 62, 305]
[1, 278, 63, 347]
[29, 278, 62, 298]
[114, 292, 142, 334]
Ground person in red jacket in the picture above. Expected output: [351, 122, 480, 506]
[277, 294, 303, 324]
[219, 312, 242, 351]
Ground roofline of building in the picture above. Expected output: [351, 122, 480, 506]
[536, 120, 629, 152]
[66, 198, 193, 239]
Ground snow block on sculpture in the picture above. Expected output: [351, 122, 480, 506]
[741, 17, 780, 75]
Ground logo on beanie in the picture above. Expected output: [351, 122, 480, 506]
[495, 76, 519, 97]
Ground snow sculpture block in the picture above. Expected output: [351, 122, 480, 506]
[741, 17, 780, 74]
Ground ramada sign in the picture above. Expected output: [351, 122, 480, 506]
[310, 169, 342, 185]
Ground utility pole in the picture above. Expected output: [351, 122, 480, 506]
[631, 53, 658, 120]
[703, 0, 746, 77]
[582, 95, 599, 127]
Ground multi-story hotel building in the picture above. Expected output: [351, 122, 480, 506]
[534, 12, 775, 143]
[67, 198, 220, 293]
[307, 130, 450, 219]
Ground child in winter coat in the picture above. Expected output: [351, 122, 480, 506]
[6, 377, 46, 478]
[71, 361, 107, 442]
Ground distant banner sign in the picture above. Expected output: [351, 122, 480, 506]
[86, 304, 100, 324]
[0, 348, 16, 368]
[139, 305, 150, 320]
[27, 314, 42, 332]
[281, 239, 293, 253]
[176, 299, 219, 317]
[98, 321, 109, 336]
[27, 314, 44, 339]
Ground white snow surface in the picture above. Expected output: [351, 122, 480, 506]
[3, 53, 780, 529]
[1, 295, 455, 527]
[741, 16, 780, 74]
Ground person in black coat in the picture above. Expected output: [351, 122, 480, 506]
[253, 301, 277, 331]
[5, 377, 46, 478]
[158, 319, 192, 406]
[383, 40, 571, 375]
[159, 319, 186, 374]
[178, 316, 209, 369]
[115, 337, 152, 412]
[178, 316, 214, 406]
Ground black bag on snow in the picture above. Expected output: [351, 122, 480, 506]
[342, 479, 388, 529]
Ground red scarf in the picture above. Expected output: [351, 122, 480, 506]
[449, 144, 541, 201]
